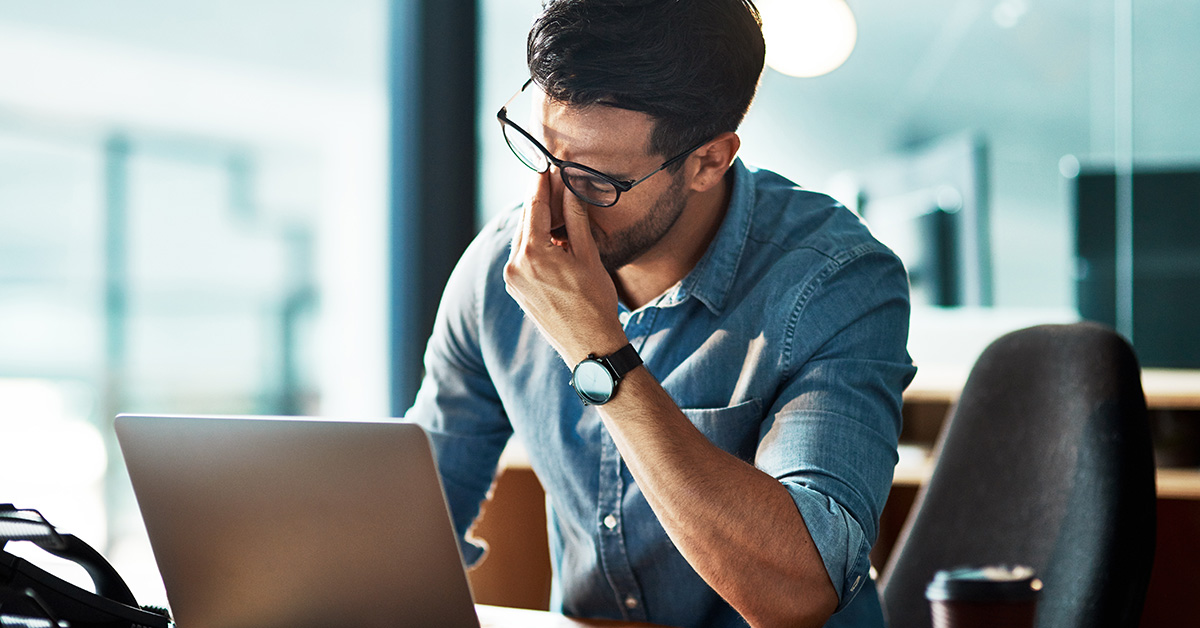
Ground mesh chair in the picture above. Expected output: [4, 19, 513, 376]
[879, 322, 1157, 627]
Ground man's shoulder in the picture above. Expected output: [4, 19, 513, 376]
[476, 204, 523, 246]
[739, 165, 891, 265]
[438, 205, 522, 316]
[459, 205, 521, 269]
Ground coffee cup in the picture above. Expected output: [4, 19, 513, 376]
[925, 565, 1042, 628]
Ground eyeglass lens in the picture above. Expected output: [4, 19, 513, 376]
[501, 118, 621, 207]
[502, 123, 549, 173]
[561, 168, 618, 206]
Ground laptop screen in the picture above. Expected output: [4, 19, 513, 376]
[115, 414, 480, 628]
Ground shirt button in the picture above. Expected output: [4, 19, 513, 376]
[624, 596, 639, 609]
[603, 514, 618, 530]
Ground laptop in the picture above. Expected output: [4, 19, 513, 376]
[114, 414, 481, 628]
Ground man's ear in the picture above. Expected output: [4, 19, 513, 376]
[687, 132, 741, 193]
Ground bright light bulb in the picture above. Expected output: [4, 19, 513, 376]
[760, 0, 858, 78]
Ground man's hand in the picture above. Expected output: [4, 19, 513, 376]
[503, 172, 628, 365]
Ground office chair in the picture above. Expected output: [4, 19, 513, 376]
[878, 322, 1157, 627]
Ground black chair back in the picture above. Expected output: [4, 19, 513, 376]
[879, 322, 1157, 627]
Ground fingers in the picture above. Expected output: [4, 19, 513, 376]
[508, 178, 534, 264]
[561, 193, 598, 259]
[509, 171, 554, 266]
[510, 169, 598, 266]
[527, 171, 553, 244]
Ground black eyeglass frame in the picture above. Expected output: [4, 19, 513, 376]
[496, 79, 708, 208]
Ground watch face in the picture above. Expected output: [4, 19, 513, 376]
[572, 359, 615, 404]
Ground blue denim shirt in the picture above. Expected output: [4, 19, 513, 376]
[406, 159, 916, 627]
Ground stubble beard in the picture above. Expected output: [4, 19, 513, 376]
[595, 172, 688, 273]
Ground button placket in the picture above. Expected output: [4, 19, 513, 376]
[596, 429, 647, 621]
[593, 302, 660, 622]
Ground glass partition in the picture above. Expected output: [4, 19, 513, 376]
[478, 0, 1199, 370]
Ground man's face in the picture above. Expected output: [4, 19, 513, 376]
[530, 90, 691, 272]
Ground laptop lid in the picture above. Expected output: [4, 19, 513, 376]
[114, 414, 480, 628]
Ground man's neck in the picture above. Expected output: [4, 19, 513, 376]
[613, 175, 731, 310]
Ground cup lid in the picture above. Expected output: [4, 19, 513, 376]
[925, 565, 1043, 602]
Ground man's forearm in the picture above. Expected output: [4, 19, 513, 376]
[597, 366, 839, 628]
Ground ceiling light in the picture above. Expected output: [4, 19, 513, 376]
[759, 0, 859, 78]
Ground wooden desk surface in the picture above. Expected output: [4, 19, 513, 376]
[477, 605, 663, 627]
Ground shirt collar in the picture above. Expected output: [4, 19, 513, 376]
[661, 158, 755, 315]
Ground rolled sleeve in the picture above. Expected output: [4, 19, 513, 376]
[756, 248, 916, 610]
[785, 480, 873, 606]
[760, 407, 899, 610]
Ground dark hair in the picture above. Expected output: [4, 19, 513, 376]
[527, 0, 765, 165]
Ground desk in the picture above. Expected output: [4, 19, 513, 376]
[477, 605, 662, 627]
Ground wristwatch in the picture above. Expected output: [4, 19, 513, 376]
[570, 343, 642, 406]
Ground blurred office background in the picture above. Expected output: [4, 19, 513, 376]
[1, 0, 1197, 609]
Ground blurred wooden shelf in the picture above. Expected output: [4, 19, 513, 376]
[904, 366, 1200, 410]
[898, 366, 1200, 502]
[1154, 468, 1200, 500]
[892, 454, 1200, 500]
[891, 460, 933, 488]
[1140, 370, 1200, 410]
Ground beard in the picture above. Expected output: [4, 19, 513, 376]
[594, 172, 688, 273]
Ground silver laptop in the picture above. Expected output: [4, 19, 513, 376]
[114, 414, 480, 628]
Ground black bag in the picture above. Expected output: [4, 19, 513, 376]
[1, 504, 170, 628]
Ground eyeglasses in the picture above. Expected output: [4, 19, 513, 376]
[497, 79, 706, 208]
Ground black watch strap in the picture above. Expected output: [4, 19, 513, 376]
[602, 343, 642, 380]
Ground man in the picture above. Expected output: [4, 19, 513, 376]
[406, 1, 915, 626]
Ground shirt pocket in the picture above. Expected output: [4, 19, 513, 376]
[680, 398, 764, 462]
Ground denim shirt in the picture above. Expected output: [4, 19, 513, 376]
[406, 159, 916, 628]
